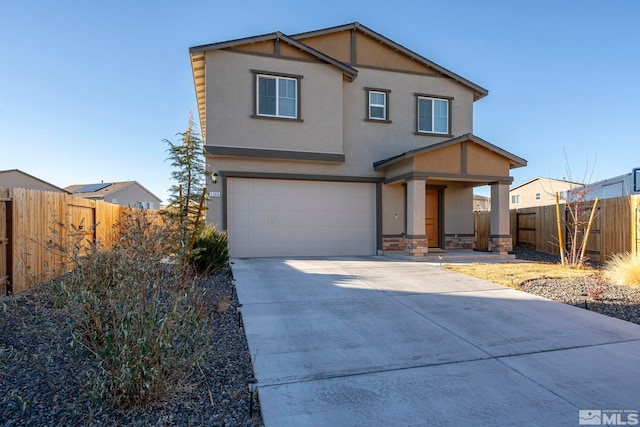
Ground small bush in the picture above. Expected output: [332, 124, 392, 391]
[191, 226, 229, 274]
[605, 253, 640, 288]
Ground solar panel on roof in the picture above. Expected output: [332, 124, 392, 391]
[76, 183, 112, 193]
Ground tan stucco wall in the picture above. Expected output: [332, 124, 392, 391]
[300, 32, 352, 64]
[381, 183, 405, 235]
[204, 50, 345, 155]
[233, 40, 274, 55]
[355, 32, 437, 74]
[465, 144, 510, 176]
[414, 145, 462, 173]
[278, 43, 320, 61]
[443, 183, 474, 234]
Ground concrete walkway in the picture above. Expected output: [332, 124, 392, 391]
[233, 257, 640, 426]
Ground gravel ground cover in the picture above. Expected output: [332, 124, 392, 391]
[0, 268, 264, 427]
[513, 247, 640, 325]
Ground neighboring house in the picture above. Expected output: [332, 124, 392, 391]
[510, 177, 583, 208]
[0, 169, 69, 196]
[473, 194, 491, 212]
[65, 181, 161, 209]
[580, 169, 640, 201]
[189, 22, 527, 257]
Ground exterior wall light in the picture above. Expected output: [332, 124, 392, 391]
[211, 172, 219, 184]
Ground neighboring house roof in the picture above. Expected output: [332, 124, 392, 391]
[64, 181, 161, 202]
[0, 169, 69, 194]
[189, 22, 489, 141]
[373, 133, 527, 170]
[510, 177, 583, 192]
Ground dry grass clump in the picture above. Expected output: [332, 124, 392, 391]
[444, 262, 594, 288]
[41, 212, 212, 408]
[604, 253, 640, 288]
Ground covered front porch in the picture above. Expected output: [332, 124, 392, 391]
[374, 134, 527, 257]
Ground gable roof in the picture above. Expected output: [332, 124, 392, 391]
[510, 177, 584, 192]
[292, 22, 488, 101]
[0, 169, 69, 193]
[189, 22, 489, 140]
[65, 181, 161, 202]
[373, 133, 527, 170]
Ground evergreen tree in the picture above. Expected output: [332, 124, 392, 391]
[164, 114, 208, 239]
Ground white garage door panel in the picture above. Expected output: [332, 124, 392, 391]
[228, 178, 376, 257]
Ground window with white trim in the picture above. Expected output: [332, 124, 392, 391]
[257, 74, 298, 118]
[417, 96, 449, 134]
[535, 193, 541, 200]
[511, 194, 521, 204]
[368, 90, 387, 120]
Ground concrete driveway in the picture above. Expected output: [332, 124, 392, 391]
[233, 257, 640, 426]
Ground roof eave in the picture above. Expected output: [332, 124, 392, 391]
[189, 51, 207, 141]
[188, 32, 280, 54]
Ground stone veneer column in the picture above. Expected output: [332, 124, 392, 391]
[489, 181, 513, 253]
[405, 179, 428, 255]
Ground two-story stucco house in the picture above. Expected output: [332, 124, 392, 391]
[510, 177, 583, 208]
[189, 22, 527, 258]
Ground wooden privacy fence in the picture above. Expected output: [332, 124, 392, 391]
[0, 187, 9, 295]
[1, 187, 162, 295]
[474, 195, 640, 263]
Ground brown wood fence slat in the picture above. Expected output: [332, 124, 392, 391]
[0, 187, 9, 295]
[5, 188, 161, 295]
[474, 211, 490, 250]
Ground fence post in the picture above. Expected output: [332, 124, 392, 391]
[0, 188, 9, 295]
[629, 195, 640, 255]
[555, 193, 566, 265]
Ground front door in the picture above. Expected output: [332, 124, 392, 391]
[425, 189, 439, 247]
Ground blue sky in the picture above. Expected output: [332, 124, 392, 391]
[1, 0, 638, 202]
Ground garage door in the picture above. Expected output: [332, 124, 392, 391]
[228, 178, 376, 257]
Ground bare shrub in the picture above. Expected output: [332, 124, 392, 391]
[45, 210, 211, 407]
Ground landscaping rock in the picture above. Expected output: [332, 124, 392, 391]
[515, 247, 640, 326]
[0, 269, 264, 426]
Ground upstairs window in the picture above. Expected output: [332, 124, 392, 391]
[416, 95, 450, 134]
[366, 89, 390, 121]
[535, 193, 541, 200]
[256, 74, 298, 119]
[511, 194, 521, 204]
